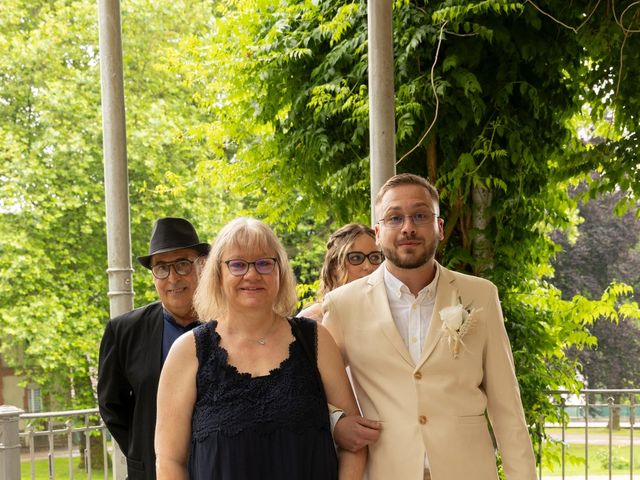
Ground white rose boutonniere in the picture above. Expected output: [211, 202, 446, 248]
[440, 297, 481, 358]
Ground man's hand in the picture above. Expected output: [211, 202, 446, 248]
[333, 415, 382, 452]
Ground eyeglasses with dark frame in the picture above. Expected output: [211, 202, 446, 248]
[151, 256, 202, 280]
[377, 211, 439, 229]
[346, 251, 385, 266]
[224, 258, 278, 276]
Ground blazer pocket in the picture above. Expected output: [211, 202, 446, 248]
[455, 414, 487, 425]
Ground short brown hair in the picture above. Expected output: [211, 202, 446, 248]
[374, 173, 440, 217]
[194, 217, 297, 320]
[318, 223, 376, 298]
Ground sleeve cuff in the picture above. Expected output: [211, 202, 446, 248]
[329, 409, 346, 434]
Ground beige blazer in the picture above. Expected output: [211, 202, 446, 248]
[323, 263, 536, 480]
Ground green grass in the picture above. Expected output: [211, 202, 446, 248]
[21, 457, 105, 480]
[542, 428, 640, 476]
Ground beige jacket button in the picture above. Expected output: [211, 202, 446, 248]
[419, 415, 427, 424]
[414, 371, 422, 380]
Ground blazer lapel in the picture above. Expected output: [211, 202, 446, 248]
[147, 306, 165, 382]
[367, 266, 415, 367]
[415, 264, 457, 370]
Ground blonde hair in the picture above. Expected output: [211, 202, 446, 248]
[194, 217, 297, 321]
[318, 223, 376, 298]
[374, 173, 440, 217]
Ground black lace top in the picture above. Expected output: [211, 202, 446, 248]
[187, 319, 338, 480]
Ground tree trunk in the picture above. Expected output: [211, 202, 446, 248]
[426, 136, 437, 183]
[471, 185, 494, 273]
[610, 402, 621, 430]
[605, 395, 621, 430]
[78, 432, 107, 470]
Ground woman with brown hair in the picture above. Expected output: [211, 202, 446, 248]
[299, 223, 384, 321]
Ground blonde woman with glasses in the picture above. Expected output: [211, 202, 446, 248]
[155, 217, 365, 480]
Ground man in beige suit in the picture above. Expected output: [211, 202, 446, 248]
[325, 173, 536, 480]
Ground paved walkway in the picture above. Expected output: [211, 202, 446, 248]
[543, 430, 638, 478]
[548, 431, 640, 445]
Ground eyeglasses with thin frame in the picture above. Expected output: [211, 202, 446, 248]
[346, 251, 385, 266]
[224, 257, 278, 276]
[151, 256, 202, 279]
[377, 211, 439, 229]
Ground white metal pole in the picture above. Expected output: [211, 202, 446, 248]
[368, 0, 396, 224]
[0, 406, 23, 480]
[97, 1, 131, 478]
[97, 0, 133, 319]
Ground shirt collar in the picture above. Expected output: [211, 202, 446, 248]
[383, 263, 441, 300]
[162, 308, 200, 330]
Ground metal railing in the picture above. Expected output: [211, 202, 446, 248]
[19, 408, 111, 480]
[0, 405, 115, 480]
[541, 389, 639, 479]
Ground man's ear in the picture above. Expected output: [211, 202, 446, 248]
[196, 255, 207, 272]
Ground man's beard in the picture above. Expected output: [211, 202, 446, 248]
[381, 239, 437, 270]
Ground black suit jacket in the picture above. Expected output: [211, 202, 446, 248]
[98, 302, 164, 480]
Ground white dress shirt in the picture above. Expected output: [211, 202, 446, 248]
[383, 265, 440, 364]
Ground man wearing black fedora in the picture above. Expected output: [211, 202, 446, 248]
[98, 217, 210, 480]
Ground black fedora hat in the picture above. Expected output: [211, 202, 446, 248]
[137, 217, 210, 269]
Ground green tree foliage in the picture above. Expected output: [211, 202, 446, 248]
[0, 0, 227, 407]
[1, 0, 109, 406]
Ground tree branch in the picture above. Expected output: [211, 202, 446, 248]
[524, 0, 603, 33]
[618, 1, 640, 33]
[397, 21, 446, 165]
